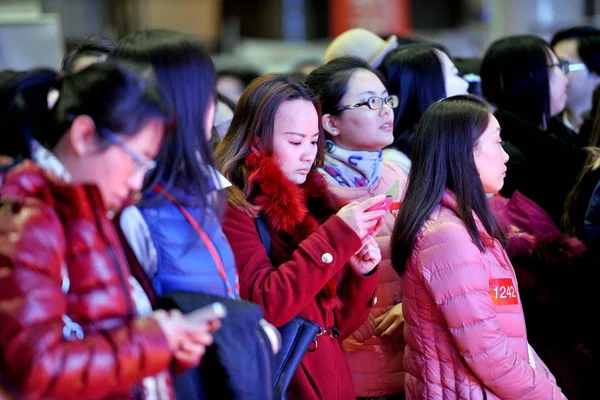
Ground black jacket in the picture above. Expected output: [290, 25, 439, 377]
[496, 110, 584, 224]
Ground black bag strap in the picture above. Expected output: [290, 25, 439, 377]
[255, 216, 271, 258]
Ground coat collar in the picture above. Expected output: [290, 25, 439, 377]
[245, 151, 339, 236]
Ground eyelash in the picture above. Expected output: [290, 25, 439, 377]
[290, 141, 318, 146]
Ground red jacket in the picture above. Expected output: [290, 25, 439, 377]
[0, 161, 173, 400]
[222, 153, 379, 400]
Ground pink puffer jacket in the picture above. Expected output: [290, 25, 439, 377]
[402, 190, 566, 399]
[322, 161, 407, 396]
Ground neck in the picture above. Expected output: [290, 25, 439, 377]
[566, 104, 587, 130]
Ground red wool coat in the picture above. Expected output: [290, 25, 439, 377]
[222, 153, 379, 400]
[0, 161, 173, 400]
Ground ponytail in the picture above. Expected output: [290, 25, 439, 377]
[0, 69, 58, 159]
[0, 61, 168, 161]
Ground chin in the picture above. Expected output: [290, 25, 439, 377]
[290, 175, 308, 184]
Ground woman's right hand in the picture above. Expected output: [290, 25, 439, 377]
[336, 194, 388, 239]
[153, 304, 225, 366]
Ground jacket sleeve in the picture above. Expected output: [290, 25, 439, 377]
[333, 266, 378, 340]
[419, 223, 566, 400]
[0, 200, 172, 399]
[222, 206, 362, 327]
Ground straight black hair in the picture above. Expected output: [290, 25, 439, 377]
[391, 95, 504, 275]
[481, 35, 554, 128]
[379, 45, 447, 157]
[551, 26, 600, 75]
[113, 29, 219, 213]
[0, 61, 168, 161]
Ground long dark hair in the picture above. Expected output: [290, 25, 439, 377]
[378, 45, 447, 157]
[0, 62, 168, 161]
[391, 95, 504, 275]
[215, 73, 324, 216]
[481, 35, 555, 129]
[112, 29, 218, 212]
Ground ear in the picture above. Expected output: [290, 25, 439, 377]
[322, 114, 341, 137]
[67, 115, 99, 156]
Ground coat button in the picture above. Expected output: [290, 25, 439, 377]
[321, 253, 333, 264]
[373, 297, 378, 305]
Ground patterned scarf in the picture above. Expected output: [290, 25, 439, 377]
[320, 140, 383, 188]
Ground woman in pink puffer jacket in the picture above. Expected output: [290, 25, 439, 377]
[390, 95, 567, 399]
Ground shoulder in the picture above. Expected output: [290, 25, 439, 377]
[413, 205, 483, 274]
[0, 195, 65, 277]
[383, 149, 411, 175]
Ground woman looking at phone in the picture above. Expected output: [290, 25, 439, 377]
[305, 57, 408, 400]
[0, 63, 222, 399]
[215, 73, 383, 400]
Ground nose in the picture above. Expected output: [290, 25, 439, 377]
[127, 170, 146, 193]
[300, 143, 316, 163]
[461, 77, 470, 92]
[379, 102, 393, 116]
[502, 148, 510, 163]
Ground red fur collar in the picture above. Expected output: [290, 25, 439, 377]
[245, 150, 339, 239]
[245, 151, 342, 305]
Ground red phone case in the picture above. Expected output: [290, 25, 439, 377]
[365, 196, 393, 235]
[366, 195, 393, 212]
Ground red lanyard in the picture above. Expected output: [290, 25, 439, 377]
[154, 185, 240, 299]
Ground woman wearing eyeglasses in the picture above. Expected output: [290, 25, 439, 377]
[481, 35, 582, 224]
[378, 44, 469, 176]
[305, 57, 408, 400]
[0, 63, 223, 399]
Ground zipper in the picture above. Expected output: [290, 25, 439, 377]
[256, 328, 274, 400]
[87, 187, 135, 317]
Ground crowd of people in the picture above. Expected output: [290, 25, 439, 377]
[1, 23, 599, 400]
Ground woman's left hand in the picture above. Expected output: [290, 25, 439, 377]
[349, 235, 381, 275]
[374, 303, 405, 342]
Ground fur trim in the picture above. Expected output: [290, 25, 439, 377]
[245, 151, 343, 306]
[246, 151, 339, 238]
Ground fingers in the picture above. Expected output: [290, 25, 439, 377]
[186, 329, 215, 346]
[357, 194, 387, 212]
[174, 342, 206, 366]
[375, 314, 394, 335]
[370, 217, 385, 237]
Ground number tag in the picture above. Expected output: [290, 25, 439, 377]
[489, 278, 519, 305]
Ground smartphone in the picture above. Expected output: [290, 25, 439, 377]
[365, 195, 392, 235]
[366, 195, 393, 213]
[186, 302, 227, 322]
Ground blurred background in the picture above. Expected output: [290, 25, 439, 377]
[0, 0, 598, 73]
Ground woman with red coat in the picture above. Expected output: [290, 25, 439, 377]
[0, 63, 223, 399]
[215, 73, 385, 400]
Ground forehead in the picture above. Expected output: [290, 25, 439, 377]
[274, 99, 318, 132]
[435, 49, 453, 68]
[344, 69, 386, 96]
[481, 114, 500, 138]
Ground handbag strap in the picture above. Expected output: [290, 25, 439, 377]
[154, 185, 240, 299]
[255, 216, 271, 258]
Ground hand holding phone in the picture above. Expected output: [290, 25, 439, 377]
[336, 194, 388, 238]
[364, 195, 392, 235]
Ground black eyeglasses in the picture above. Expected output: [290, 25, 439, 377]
[338, 95, 399, 112]
[548, 60, 586, 74]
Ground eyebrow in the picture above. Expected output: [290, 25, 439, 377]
[284, 132, 320, 138]
[359, 89, 388, 96]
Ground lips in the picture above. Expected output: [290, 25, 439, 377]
[380, 121, 393, 130]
